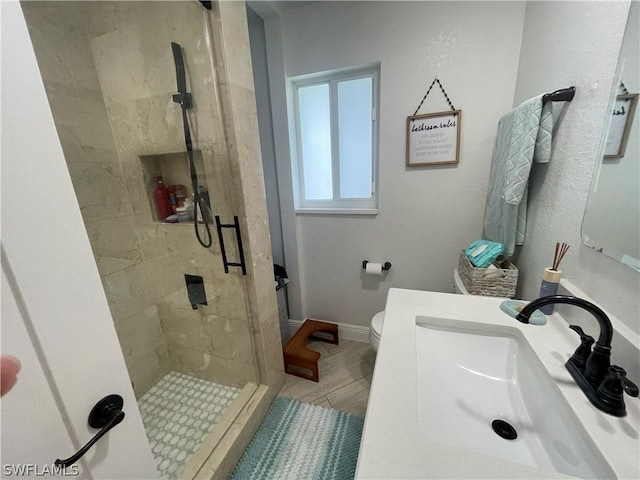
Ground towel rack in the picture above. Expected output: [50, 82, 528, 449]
[542, 86, 576, 103]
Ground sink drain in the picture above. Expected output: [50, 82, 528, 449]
[491, 419, 517, 440]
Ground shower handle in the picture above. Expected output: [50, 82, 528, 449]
[55, 395, 125, 468]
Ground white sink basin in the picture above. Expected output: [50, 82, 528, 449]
[357, 289, 639, 480]
[415, 316, 615, 479]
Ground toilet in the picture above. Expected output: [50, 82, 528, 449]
[369, 268, 470, 351]
[453, 267, 471, 295]
[369, 311, 385, 351]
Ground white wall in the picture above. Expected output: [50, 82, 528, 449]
[512, 1, 639, 334]
[267, 1, 526, 326]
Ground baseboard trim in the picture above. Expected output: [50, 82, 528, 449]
[288, 319, 370, 344]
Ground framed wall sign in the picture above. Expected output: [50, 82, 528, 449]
[406, 110, 461, 166]
[604, 93, 638, 159]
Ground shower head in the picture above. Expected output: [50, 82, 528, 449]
[171, 41, 192, 109]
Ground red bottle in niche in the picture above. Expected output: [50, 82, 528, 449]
[153, 176, 171, 221]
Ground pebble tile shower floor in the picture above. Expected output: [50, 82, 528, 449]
[138, 371, 240, 479]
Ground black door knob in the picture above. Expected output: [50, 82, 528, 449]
[55, 395, 125, 468]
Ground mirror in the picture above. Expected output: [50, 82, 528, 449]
[582, 2, 639, 271]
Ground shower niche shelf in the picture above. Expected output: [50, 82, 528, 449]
[140, 150, 211, 224]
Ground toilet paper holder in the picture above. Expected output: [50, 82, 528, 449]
[362, 260, 392, 271]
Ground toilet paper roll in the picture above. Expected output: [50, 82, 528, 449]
[365, 262, 384, 276]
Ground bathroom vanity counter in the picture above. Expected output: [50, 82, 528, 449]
[356, 288, 639, 479]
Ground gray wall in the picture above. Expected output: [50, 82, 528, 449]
[247, 6, 285, 268]
[266, 1, 526, 326]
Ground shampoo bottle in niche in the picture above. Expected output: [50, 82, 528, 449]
[153, 176, 171, 221]
[167, 184, 177, 213]
[175, 184, 186, 207]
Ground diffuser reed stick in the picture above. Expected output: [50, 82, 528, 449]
[551, 242, 570, 271]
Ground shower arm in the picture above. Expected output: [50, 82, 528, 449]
[171, 42, 213, 249]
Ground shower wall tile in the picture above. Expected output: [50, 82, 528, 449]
[23, 13, 97, 93]
[158, 291, 254, 366]
[89, 28, 175, 104]
[217, 2, 255, 93]
[45, 88, 121, 167]
[134, 223, 191, 262]
[203, 315, 254, 363]
[87, 2, 188, 38]
[101, 265, 158, 324]
[100, 261, 182, 323]
[262, 311, 288, 387]
[200, 272, 249, 319]
[58, 134, 120, 167]
[124, 182, 155, 226]
[115, 305, 167, 369]
[96, 256, 140, 278]
[102, 102, 145, 159]
[251, 309, 284, 386]
[207, 148, 237, 218]
[165, 331, 213, 353]
[89, 2, 224, 146]
[167, 344, 257, 389]
[158, 301, 202, 335]
[67, 162, 134, 223]
[46, 88, 116, 149]
[147, 246, 220, 275]
[159, 287, 209, 315]
[216, 83, 247, 213]
[148, 262, 188, 301]
[207, 5, 228, 87]
[84, 216, 141, 261]
[133, 95, 185, 155]
[129, 346, 171, 398]
[22, 1, 90, 37]
[100, 98, 184, 158]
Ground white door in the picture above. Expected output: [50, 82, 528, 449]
[0, 2, 158, 478]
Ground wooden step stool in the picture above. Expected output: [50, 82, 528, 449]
[283, 319, 339, 382]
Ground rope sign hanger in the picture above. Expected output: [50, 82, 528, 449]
[406, 77, 462, 167]
[413, 77, 457, 116]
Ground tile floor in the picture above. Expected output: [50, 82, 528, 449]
[278, 339, 376, 417]
[138, 371, 240, 479]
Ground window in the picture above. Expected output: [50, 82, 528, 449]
[290, 65, 379, 213]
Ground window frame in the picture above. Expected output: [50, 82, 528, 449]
[290, 65, 380, 214]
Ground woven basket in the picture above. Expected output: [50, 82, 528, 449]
[457, 250, 518, 297]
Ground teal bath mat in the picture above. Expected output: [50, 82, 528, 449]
[230, 397, 364, 480]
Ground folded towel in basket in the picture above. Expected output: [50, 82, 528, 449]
[464, 239, 505, 268]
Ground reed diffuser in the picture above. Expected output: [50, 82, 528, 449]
[539, 242, 570, 314]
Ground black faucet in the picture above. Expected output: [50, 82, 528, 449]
[517, 295, 638, 417]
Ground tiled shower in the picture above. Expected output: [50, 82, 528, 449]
[22, 1, 284, 478]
